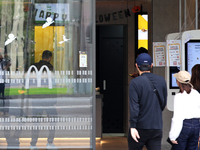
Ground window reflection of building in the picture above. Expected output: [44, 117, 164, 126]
[0, 0, 94, 149]
[18, 38, 24, 71]
[11, 1, 24, 72]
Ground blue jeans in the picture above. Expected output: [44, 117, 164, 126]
[195, 141, 199, 150]
[172, 118, 200, 150]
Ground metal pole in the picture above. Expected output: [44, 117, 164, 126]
[92, 1, 96, 150]
[196, 0, 198, 29]
[179, 0, 181, 32]
[184, 0, 186, 31]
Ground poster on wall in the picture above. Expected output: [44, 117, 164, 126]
[35, 3, 70, 24]
[153, 42, 166, 66]
[79, 51, 87, 67]
[166, 40, 181, 66]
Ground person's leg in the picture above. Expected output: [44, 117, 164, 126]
[0, 83, 4, 97]
[30, 108, 43, 146]
[1, 83, 5, 99]
[4, 121, 20, 147]
[47, 126, 56, 144]
[30, 130, 39, 146]
[173, 119, 192, 150]
[145, 129, 162, 150]
[0, 84, 4, 114]
[2, 83, 9, 115]
[186, 121, 199, 150]
[45, 107, 57, 144]
[128, 128, 149, 150]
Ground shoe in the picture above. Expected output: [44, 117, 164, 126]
[7, 138, 19, 146]
[46, 143, 59, 149]
[30, 145, 39, 150]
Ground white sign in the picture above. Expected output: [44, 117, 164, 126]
[166, 40, 181, 66]
[35, 3, 69, 23]
[79, 53, 87, 67]
[25, 65, 52, 89]
[153, 42, 166, 66]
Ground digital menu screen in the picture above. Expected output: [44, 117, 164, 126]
[185, 40, 200, 74]
[170, 66, 180, 89]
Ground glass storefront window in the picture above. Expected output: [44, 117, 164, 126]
[0, 0, 95, 149]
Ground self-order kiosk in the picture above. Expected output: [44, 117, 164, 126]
[165, 30, 200, 111]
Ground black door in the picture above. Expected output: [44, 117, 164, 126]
[96, 25, 124, 133]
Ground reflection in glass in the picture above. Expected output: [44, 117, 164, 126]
[0, 0, 94, 149]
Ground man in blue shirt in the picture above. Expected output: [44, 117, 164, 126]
[128, 53, 167, 150]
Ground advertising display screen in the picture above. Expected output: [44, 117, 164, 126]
[169, 66, 180, 89]
[137, 14, 148, 50]
[185, 40, 200, 74]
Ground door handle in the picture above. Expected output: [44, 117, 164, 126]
[103, 80, 106, 90]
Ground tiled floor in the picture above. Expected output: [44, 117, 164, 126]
[0, 134, 148, 150]
[96, 133, 147, 150]
[96, 133, 129, 150]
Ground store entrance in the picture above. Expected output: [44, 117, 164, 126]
[96, 25, 125, 133]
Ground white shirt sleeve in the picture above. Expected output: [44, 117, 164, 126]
[169, 94, 184, 141]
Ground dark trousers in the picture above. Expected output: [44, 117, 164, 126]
[0, 83, 5, 98]
[128, 128, 162, 150]
[172, 118, 199, 150]
[30, 107, 57, 146]
[0, 83, 9, 114]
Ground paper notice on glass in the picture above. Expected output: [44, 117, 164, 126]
[79, 51, 87, 67]
[166, 40, 181, 66]
[153, 42, 166, 66]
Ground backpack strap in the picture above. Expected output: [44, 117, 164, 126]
[142, 75, 163, 110]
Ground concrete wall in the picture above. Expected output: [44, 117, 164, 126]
[152, 0, 179, 149]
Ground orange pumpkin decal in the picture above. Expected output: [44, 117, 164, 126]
[24, 5, 29, 12]
[132, 6, 141, 13]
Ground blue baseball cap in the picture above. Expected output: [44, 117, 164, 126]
[136, 53, 152, 71]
